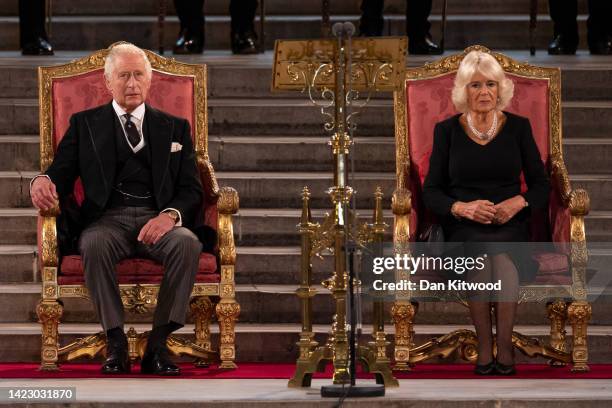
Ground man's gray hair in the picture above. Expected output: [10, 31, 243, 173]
[104, 43, 152, 80]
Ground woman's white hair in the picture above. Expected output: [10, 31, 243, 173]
[104, 43, 152, 80]
[451, 50, 514, 113]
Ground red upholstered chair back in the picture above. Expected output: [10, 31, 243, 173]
[40, 44, 218, 252]
[398, 46, 568, 244]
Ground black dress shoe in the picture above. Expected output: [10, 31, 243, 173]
[141, 348, 180, 376]
[174, 29, 204, 54]
[589, 38, 612, 55]
[21, 37, 54, 56]
[494, 361, 517, 376]
[474, 360, 496, 375]
[548, 34, 578, 55]
[408, 36, 443, 55]
[101, 344, 130, 374]
[231, 31, 258, 55]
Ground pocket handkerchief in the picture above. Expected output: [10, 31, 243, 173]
[170, 142, 183, 152]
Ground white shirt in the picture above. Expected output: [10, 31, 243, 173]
[112, 100, 146, 153]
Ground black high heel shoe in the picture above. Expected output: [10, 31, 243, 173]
[494, 361, 516, 376]
[474, 360, 496, 375]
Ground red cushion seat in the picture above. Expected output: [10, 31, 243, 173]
[58, 254, 219, 285]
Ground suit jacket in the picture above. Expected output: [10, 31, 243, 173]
[46, 102, 204, 237]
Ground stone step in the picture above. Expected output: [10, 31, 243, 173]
[4, 170, 612, 210]
[1, 53, 611, 101]
[2, 98, 611, 138]
[2, 52, 612, 102]
[3, 135, 611, 176]
[3, 277, 612, 325]
[0, 0, 588, 17]
[0, 322, 610, 364]
[0, 15, 595, 51]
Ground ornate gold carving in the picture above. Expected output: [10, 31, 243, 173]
[547, 301, 569, 366]
[59, 286, 89, 298]
[568, 301, 591, 372]
[410, 329, 479, 364]
[273, 38, 407, 92]
[191, 297, 215, 352]
[58, 333, 106, 362]
[197, 153, 220, 198]
[36, 300, 63, 371]
[512, 331, 571, 364]
[218, 186, 239, 214]
[41, 216, 58, 268]
[191, 284, 220, 297]
[120, 284, 157, 314]
[43, 268, 57, 283]
[43, 284, 57, 299]
[218, 187, 238, 267]
[391, 302, 415, 370]
[216, 300, 240, 369]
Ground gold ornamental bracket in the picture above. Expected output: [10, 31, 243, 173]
[272, 37, 407, 93]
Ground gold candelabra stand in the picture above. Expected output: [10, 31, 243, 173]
[272, 32, 406, 388]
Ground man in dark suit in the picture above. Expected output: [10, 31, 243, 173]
[173, 0, 258, 54]
[359, 0, 442, 55]
[30, 43, 203, 376]
[548, 0, 612, 54]
[19, 0, 54, 55]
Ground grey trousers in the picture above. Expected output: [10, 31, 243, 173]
[78, 206, 202, 331]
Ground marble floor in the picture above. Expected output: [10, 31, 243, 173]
[2, 378, 612, 406]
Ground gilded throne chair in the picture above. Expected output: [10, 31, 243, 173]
[390, 45, 591, 372]
[36, 43, 240, 370]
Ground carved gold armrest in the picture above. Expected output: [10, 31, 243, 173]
[551, 159, 590, 216]
[39, 204, 60, 269]
[217, 186, 239, 268]
[392, 188, 412, 246]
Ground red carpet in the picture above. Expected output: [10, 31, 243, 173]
[1, 363, 612, 379]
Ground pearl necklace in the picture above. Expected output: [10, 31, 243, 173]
[467, 111, 498, 141]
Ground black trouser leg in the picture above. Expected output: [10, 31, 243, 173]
[548, 0, 578, 42]
[587, 0, 612, 48]
[230, 0, 258, 34]
[174, 0, 204, 39]
[406, 0, 432, 41]
[18, 0, 47, 47]
[359, 0, 384, 36]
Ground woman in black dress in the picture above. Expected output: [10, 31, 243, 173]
[423, 51, 550, 375]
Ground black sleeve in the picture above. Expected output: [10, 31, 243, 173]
[423, 122, 456, 216]
[45, 114, 80, 197]
[519, 118, 550, 210]
[164, 119, 204, 228]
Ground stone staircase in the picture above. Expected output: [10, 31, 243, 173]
[0, 0, 595, 51]
[0, 0, 611, 365]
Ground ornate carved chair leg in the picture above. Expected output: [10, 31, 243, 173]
[216, 300, 240, 369]
[37, 300, 64, 371]
[546, 300, 568, 366]
[567, 301, 591, 372]
[391, 301, 416, 370]
[190, 296, 215, 367]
